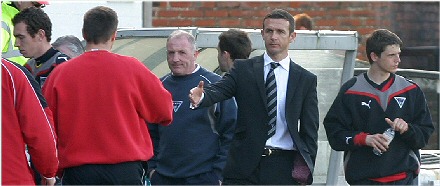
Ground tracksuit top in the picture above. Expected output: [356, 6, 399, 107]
[25, 47, 70, 87]
[324, 73, 434, 184]
[148, 66, 237, 179]
[42, 50, 174, 172]
[2, 59, 58, 184]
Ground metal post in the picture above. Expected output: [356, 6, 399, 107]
[326, 151, 343, 185]
[142, 1, 153, 28]
[326, 36, 357, 185]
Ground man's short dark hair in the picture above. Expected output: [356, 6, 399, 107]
[294, 13, 313, 30]
[366, 29, 403, 64]
[82, 6, 118, 44]
[218, 29, 252, 60]
[12, 6, 52, 42]
[263, 9, 295, 34]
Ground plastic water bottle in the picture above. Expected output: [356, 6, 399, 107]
[373, 128, 395, 156]
[143, 176, 151, 186]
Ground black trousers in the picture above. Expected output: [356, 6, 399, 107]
[223, 150, 300, 185]
[61, 161, 144, 185]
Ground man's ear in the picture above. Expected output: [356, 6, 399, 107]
[289, 31, 296, 43]
[223, 50, 231, 59]
[111, 31, 117, 41]
[37, 29, 45, 41]
[82, 29, 87, 41]
[370, 52, 379, 62]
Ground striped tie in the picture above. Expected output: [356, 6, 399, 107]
[266, 62, 280, 138]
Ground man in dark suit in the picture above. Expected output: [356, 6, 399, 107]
[189, 9, 319, 185]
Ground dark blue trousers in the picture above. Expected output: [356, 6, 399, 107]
[150, 170, 220, 185]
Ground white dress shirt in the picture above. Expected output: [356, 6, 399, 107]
[263, 52, 295, 150]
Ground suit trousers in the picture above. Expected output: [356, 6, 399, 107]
[223, 150, 300, 185]
[150, 170, 220, 185]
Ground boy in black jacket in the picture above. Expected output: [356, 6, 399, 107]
[324, 29, 434, 185]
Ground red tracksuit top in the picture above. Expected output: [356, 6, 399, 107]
[2, 58, 58, 185]
[42, 50, 173, 171]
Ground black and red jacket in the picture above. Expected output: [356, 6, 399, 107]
[324, 73, 434, 184]
[24, 47, 70, 86]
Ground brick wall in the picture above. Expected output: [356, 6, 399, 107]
[392, 2, 439, 47]
[152, 1, 439, 63]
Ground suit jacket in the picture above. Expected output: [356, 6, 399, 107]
[200, 55, 319, 184]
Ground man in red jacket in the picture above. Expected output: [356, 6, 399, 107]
[42, 6, 173, 185]
[2, 57, 58, 185]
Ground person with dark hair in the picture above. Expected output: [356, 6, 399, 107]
[2, 57, 58, 186]
[147, 30, 237, 185]
[323, 29, 434, 185]
[42, 6, 174, 185]
[217, 29, 252, 72]
[189, 9, 319, 185]
[52, 35, 85, 58]
[2, 1, 49, 65]
[294, 13, 313, 30]
[11, 6, 67, 184]
[12, 6, 70, 87]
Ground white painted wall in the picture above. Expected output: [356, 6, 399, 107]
[43, 1, 143, 42]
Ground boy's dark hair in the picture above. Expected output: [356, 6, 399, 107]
[263, 9, 295, 34]
[218, 29, 252, 60]
[366, 29, 403, 64]
[12, 6, 52, 42]
[83, 6, 118, 44]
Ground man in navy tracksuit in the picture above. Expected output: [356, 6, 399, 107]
[324, 29, 434, 185]
[147, 30, 237, 185]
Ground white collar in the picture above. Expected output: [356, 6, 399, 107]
[192, 64, 200, 73]
[263, 52, 290, 70]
